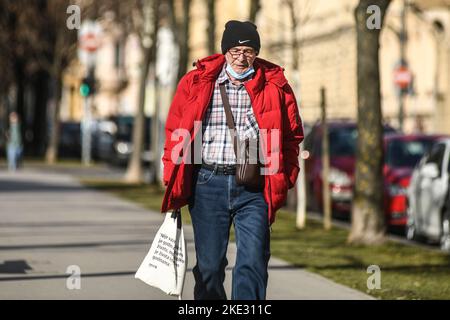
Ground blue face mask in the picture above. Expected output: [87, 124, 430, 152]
[226, 64, 255, 80]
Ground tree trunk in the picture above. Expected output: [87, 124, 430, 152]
[45, 73, 62, 164]
[124, 52, 151, 182]
[14, 60, 26, 154]
[206, 0, 215, 55]
[321, 87, 332, 230]
[176, 0, 191, 83]
[32, 70, 49, 157]
[167, 0, 179, 44]
[348, 0, 391, 245]
[285, 0, 299, 70]
[125, 0, 159, 183]
[249, 0, 261, 23]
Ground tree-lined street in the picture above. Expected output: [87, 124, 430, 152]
[1, 0, 450, 301]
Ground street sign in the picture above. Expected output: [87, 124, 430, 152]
[394, 65, 412, 90]
[79, 33, 101, 53]
[78, 20, 102, 68]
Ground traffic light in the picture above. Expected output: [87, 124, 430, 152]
[80, 76, 96, 97]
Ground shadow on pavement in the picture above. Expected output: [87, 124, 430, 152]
[0, 260, 33, 274]
[0, 239, 195, 251]
[0, 221, 157, 228]
[0, 179, 85, 193]
[0, 265, 307, 282]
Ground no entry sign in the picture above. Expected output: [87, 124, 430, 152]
[394, 65, 412, 90]
[79, 33, 101, 52]
[78, 20, 102, 67]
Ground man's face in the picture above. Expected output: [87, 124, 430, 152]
[225, 46, 257, 74]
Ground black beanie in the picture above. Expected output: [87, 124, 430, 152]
[221, 20, 261, 55]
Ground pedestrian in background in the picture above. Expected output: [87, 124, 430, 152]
[161, 20, 304, 300]
[6, 111, 23, 171]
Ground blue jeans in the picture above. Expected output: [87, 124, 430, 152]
[7, 145, 22, 171]
[188, 165, 270, 300]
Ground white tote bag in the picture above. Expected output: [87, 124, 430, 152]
[135, 209, 187, 298]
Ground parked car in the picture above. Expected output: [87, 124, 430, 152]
[91, 119, 118, 162]
[383, 134, 445, 227]
[303, 119, 397, 216]
[58, 121, 81, 159]
[406, 138, 450, 251]
[92, 115, 152, 166]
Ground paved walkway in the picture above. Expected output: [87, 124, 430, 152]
[0, 167, 373, 300]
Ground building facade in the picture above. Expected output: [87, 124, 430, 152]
[62, 0, 450, 135]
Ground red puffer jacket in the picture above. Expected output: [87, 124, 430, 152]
[161, 53, 303, 224]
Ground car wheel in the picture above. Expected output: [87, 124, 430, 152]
[440, 211, 450, 252]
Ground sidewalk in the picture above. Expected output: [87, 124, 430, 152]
[0, 167, 374, 300]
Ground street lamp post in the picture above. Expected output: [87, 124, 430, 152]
[80, 70, 95, 166]
[82, 95, 92, 166]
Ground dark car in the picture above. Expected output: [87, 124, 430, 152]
[58, 121, 82, 159]
[303, 119, 397, 216]
[92, 115, 152, 166]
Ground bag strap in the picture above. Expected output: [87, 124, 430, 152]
[171, 208, 182, 229]
[219, 83, 238, 157]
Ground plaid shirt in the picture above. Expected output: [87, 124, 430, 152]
[202, 65, 260, 165]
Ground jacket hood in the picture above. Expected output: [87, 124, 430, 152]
[254, 57, 288, 88]
[192, 53, 288, 88]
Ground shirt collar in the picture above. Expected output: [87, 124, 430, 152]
[217, 64, 229, 84]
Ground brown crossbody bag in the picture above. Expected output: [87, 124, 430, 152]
[219, 84, 265, 190]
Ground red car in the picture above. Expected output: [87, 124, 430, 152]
[304, 120, 396, 215]
[383, 133, 445, 227]
[303, 119, 442, 227]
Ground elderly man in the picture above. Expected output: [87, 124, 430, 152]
[161, 20, 303, 300]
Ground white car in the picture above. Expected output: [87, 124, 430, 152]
[406, 138, 450, 252]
